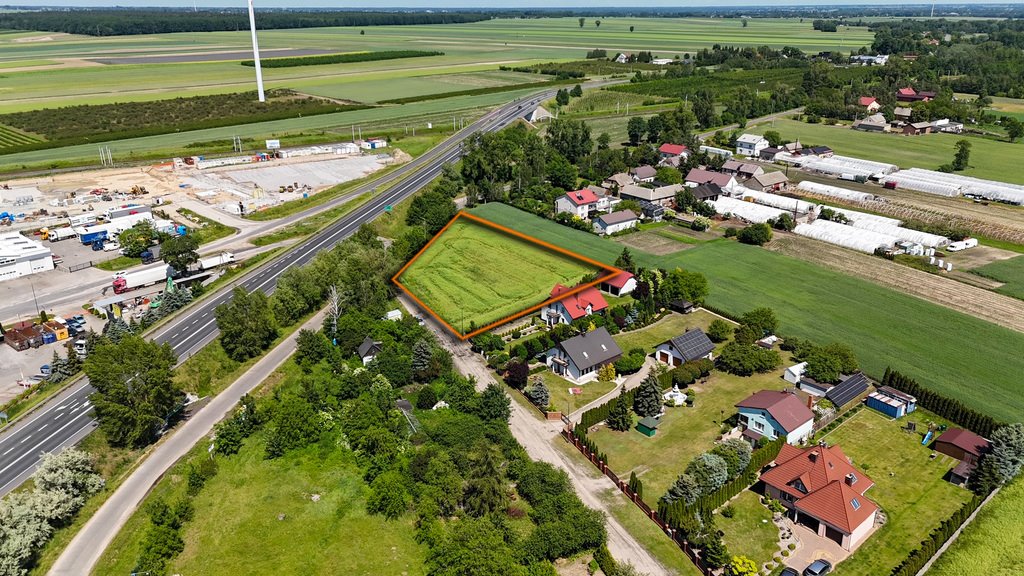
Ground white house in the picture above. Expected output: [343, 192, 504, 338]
[655, 329, 715, 367]
[385, 309, 402, 322]
[593, 210, 639, 235]
[541, 284, 608, 326]
[735, 134, 770, 158]
[735, 390, 814, 445]
[630, 165, 657, 183]
[555, 189, 600, 220]
[357, 336, 383, 366]
[545, 327, 622, 383]
[0, 233, 55, 283]
[784, 362, 808, 385]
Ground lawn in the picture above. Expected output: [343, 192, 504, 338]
[613, 310, 721, 353]
[818, 409, 974, 576]
[588, 358, 793, 506]
[470, 203, 1024, 422]
[746, 118, 1024, 184]
[927, 478, 1024, 576]
[540, 370, 617, 416]
[396, 215, 604, 333]
[717, 491, 780, 569]
[968, 255, 1024, 300]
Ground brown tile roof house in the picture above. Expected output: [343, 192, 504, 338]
[685, 168, 735, 188]
[722, 160, 764, 179]
[761, 443, 878, 550]
[934, 428, 991, 466]
[603, 173, 633, 189]
[749, 171, 789, 192]
[631, 165, 658, 181]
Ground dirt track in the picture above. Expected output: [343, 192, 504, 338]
[766, 234, 1024, 333]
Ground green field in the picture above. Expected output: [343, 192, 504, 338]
[820, 409, 973, 576]
[968, 255, 1024, 300]
[717, 491, 780, 569]
[397, 216, 602, 332]
[927, 478, 1024, 576]
[747, 118, 1024, 184]
[470, 203, 1024, 422]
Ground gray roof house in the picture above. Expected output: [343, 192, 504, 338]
[358, 336, 383, 365]
[631, 165, 658, 183]
[593, 210, 639, 235]
[655, 329, 715, 367]
[546, 327, 623, 383]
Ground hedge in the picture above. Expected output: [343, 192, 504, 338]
[882, 368, 1003, 438]
[579, 387, 639, 430]
[378, 79, 574, 105]
[241, 50, 443, 68]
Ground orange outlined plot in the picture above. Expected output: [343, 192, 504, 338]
[392, 211, 623, 340]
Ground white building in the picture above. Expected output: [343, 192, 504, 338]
[735, 134, 770, 158]
[593, 210, 638, 235]
[0, 233, 55, 282]
[784, 362, 808, 385]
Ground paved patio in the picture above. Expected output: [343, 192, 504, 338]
[785, 519, 868, 572]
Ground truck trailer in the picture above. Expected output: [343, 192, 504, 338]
[44, 227, 79, 242]
[198, 252, 235, 271]
[112, 265, 170, 294]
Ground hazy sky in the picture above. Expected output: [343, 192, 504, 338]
[2, 1, 1014, 7]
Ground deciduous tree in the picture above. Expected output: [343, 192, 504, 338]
[215, 287, 278, 362]
[160, 234, 199, 273]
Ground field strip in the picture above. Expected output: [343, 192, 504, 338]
[766, 234, 1024, 333]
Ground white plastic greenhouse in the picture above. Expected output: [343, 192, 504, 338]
[881, 173, 961, 197]
[709, 197, 786, 223]
[883, 168, 1024, 205]
[800, 155, 898, 178]
[847, 218, 949, 247]
[822, 206, 902, 226]
[795, 181, 875, 203]
[733, 187, 816, 213]
[795, 219, 901, 254]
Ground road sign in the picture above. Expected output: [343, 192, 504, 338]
[385, 205, 393, 213]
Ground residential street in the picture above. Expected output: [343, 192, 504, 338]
[399, 295, 669, 576]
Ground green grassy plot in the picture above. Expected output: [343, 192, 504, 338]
[470, 203, 1024, 422]
[717, 491, 781, 568]
[820, 409, 973, 576]
[968, 255, 1024, 300]
[612, 310, 719, 353]
[397, 217, 602, 332]
[926, 478, 1024, 576]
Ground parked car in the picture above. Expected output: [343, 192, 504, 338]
[803, 560, 833, 576]
[780, 568, 799, 576]
[104, 241, 120, 252]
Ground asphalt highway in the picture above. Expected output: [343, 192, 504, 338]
[0, 89, 558, 497]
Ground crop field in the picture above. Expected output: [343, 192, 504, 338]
[968, 255, 1024, 300]
[927, 478, 1024, 576]
[0, 124, 40, 148]
[555, 89, 674, 116]
[747, 119, 1024, 184]
[396, 215, 605, 334]
[821, 409, 973, 576]
[301, 69, 542, 103]
[470, 203, 1024, 422]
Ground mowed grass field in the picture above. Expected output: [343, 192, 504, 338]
[821, 409, 973, 576]
[968, 255, 1024, 300]
[470, 203, 1024, 422]
[927, 478, 1024, 576]
[747, 118, 1024, 184]
[397, 216, 602, 332]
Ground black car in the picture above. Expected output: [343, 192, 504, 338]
[803, 559, 833, 576]
[780, 568, 799, 576]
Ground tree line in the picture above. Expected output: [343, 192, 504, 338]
[241, 50, 443, 68]
[0, 10, 491, 36]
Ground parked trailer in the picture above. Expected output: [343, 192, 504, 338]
[112, 265, 170, 294]
[48, 227, 78, 242]
[198, 252, 235, 271]
[68, 214, 97, 227]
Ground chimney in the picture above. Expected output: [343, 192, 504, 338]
[845, 473, 856, 486]
[809, 451, 819, 462]
[807, 395, 814, 409]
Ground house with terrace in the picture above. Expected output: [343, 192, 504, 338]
[541, 284, 608, 326]
[545, 327, 622, 383]
[555, 188, 600, 220]
[735, 390, 814, 445]
[761, 443, 878, 551]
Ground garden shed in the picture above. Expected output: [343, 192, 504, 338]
[636, 416, 660, 437]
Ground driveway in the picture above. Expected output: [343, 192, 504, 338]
[785, 519, 855, 572]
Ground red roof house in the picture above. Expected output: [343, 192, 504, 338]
[659, 143, 689, 157]
[934, 428, 991, 466]
[735, 390, 814, 445]
[555, 188, 601, 219]
[543, 284, 608, 325]
[600, 271, 636, 296]
[762, 443, 878, 550]
[857, 96, 881, 112]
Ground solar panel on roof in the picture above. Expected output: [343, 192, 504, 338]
[671, 330, 715, 362]
[825, 373, 869, 408]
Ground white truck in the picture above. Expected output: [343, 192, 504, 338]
[112, 265, 170, 294]
[198, 252, 235, 271]
[47, 227, 79, 242]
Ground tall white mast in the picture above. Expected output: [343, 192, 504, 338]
[247, 0, 265, 102]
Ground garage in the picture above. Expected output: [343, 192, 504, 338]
[824, 524, 845, 546]
[796, 512, 820, 534]
[657, 350, 680, 366]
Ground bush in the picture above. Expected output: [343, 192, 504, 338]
[787, 543, 797, 551]
[720, 504, 736, 518]
[716, 342, 781, 376]
[416, 386, 438, 410]
[707, 319, 733, 343]
[724, 227, 738, 238]
[737, 223, 772, 246]
[614, 350, 646, 374]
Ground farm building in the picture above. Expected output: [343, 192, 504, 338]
[852, 113, 890, 133]
[603, 173, 633, 190]
[0, 233, 55, 283]
[902, 122, 933, 136]
[759, 147, 783, 162]
[931, 119, 964, 134]
[800, 155, 898, 179]
[619, 183, 678, 206]
[709, 196, 786, 224]
[542, 284, 608, 326]
[593, 210, 639, 235]
[784, 362, 808, 385]
[545, 327, 622, 383]
[638, 200, 665, 222]
[761, 443, 878, 550]
[699, 145, 733, 158]
[735, 134, 770, 158]
[722, 160, 764, 179]
[866, 386, 917, 418]
[601, 271, 636, 296]
[893, 107, 913, 121]
[630, 165, 657, 183]
[655, 329, 715, 367]
[748, 171, 790, 192]
[795, 181, 875, 203]
[934, 428, 990, 467]
[735, 390, 814, 445]
[896, 87, 935, 102]
[685, 169, 737, 189]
